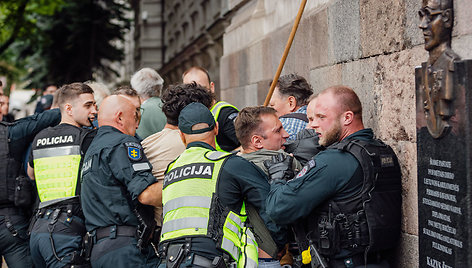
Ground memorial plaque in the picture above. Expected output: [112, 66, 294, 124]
[417, 1, 472, 266]
[416, 57, 472, 268]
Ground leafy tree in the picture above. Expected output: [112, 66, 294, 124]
[0, 0, 64, 55]
[1, 0, 130, 88]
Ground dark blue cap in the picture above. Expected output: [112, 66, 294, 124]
[178, 102, 215, 134]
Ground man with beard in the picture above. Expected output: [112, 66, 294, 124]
[265, 86, 402, 267]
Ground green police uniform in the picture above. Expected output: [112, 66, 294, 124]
[159, 142, 270, 267]
[266, 129, 401, 267]
[80, 126, 159, 267]
[0, 108, 61, 268]
[29, 123, 95, 268]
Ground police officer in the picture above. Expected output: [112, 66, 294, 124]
[182, 66, 240, 152]
[80, 94, 161, 267]
[27, 83, 97, 268]
[159, 102, 283, 268]
[1, 106, 61, 267]
[265, 86, 402, 267]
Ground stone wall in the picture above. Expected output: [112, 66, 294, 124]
[219, 0, 472, 266]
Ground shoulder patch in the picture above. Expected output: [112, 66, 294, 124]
[205, 150, 234, 161]
[125, 142, 142, 149]
[228, 112, 238, 121]
[295, 159, 316, 179]
[127, 145, 142, 161]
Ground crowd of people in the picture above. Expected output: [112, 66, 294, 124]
[0, 65, 402, 268]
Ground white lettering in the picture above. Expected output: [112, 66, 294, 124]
[36, 135, 74, 147]
[426, 188, 457, 202]
[428, 169, 454, 180]
[202, 166, 212, 176]
[426, 256, 442, 268]
[429, 158, 452, 169]
[422, 198, 462, 215]
[427, 219, 456, 235]
[195, 165, 203, 175]
[423, 228, 463, 248]
[432, 211, 451, 223]
[183, 166, 191, 176]
[424, 178, 459, 192]
[431, 241, 452, 255]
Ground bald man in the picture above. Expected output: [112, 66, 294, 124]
[182, 66, 240, 152]
[80, 93, 160, 267]
[265, 86, 402, 267]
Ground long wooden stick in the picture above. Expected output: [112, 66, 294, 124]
[263, 0, 308, 106]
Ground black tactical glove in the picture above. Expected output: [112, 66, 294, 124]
[263, 153, 294, 184]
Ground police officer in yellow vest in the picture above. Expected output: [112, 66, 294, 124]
[159, 102, 281, 267]
[27, 83, 97, 268]
[182, 66, 240, 152]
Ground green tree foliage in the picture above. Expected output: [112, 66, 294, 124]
[1, 0, 130, 89]
[0, 0, 63, 93]
[0, 0, 64, 55]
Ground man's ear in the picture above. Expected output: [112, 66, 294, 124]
[214, 121, 219, 136]
[179, 130, 187, 145]
[251, 135, 264, 149]
[210, 82, 215, 93]
[342, 111, 354, 126]
[443, 9, 453, 28]
[64, 103, 73, 116]
[287, 96, 298, 112]
[115, 111, 123, 126]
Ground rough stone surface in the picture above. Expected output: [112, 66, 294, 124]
[452, 34, 472, 60]
[391, 140, 418, 236]
[394, 232, 419, 268]
[359, 0, 405, 57]
[453, 0, 472, 36]
[404, 0, 424, 48]
[375, 46, 428, 143]
[327, 0, 361, 63]
[309, 64, 343, 93]
[341, 57, 378, 130]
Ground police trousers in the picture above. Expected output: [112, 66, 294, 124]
[91, 235, 159, 268]
[30, 211, 86, 268]
[0, 211, 32, 268]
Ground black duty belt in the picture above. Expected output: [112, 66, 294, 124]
[192, 254, 214, 267]
[34, 211, 85, 236]
[0, 207, 21, 215]
[95, 225, 136, 241]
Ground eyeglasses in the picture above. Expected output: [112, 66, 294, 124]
[419, 7, 443, 22]
[134, 107, 144, 122]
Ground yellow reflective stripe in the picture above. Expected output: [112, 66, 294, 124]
[163, 196, 211, 216]
[221, 237, 240, 261]
[244, 257, 258, 268]
[224, 221, 241, 239]
[227, 212, 243, 227]
[33, 145, 80, 159]
[161, 217, 208, 235]
[34, 154, 81, 202]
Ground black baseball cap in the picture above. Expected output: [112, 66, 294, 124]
[178, 102, 216, 134]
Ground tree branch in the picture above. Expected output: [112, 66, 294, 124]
[0, 0, 29, 55]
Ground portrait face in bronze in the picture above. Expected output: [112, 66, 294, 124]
[419, 0, 453, 51]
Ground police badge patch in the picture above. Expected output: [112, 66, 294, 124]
[127, 146, 142, 161]
[295, 159, 316, 179]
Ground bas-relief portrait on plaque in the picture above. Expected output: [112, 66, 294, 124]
[418, 0, 460, 139]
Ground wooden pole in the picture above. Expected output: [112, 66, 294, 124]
[263, 0, 308, 106]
